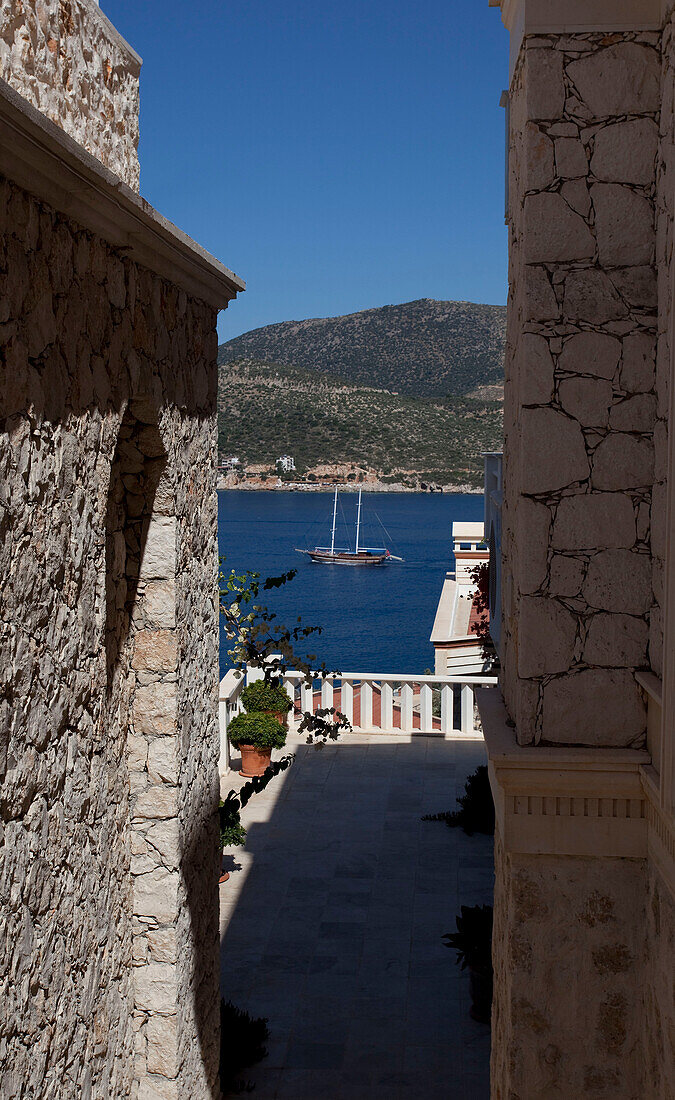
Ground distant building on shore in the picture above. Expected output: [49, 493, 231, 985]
[277, 455, 296, 472]
[430, 522, 492, 676]
[220, 456, 241, 470]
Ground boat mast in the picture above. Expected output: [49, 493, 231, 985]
[355, 487, 362, 554]
[330, 486, 338, 555]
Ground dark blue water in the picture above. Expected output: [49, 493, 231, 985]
[218, 490, 483, 678]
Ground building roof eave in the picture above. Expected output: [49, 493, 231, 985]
[0, 77, 245, 310]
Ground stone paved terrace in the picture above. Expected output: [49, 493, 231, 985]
[219, 733, 493, 1099]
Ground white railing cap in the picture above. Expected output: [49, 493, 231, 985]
[219, 668, 244, 698]
[281, 671, 498, 685]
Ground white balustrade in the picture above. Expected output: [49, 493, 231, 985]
[218, 668, 246, 774]
[219, 667, 499, 770]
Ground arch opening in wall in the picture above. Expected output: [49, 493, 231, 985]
[105, 402, 184, 1093]
[105, 405, 168, 697]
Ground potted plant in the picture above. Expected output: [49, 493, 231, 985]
[227, 711, 288, 777]
[241, 678, 293, 727]
[218, 794, 247, 883]
[218, 754, 295, 881]
[443, 904, 493, 1023]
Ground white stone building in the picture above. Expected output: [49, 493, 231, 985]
[481, 1, 675, 1095]
[276, 454, 295, 472]
[0, 2, 243, 1097]
[430, 522, 493, 676]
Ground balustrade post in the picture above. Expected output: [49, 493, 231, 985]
[284, 675, 297, 731]
[300, 679, 314, 723]
[401, 682, 414, 732]
[420, 683, 433, 733]
[361, 680, 373, 730]
[321, 676, 334, 712]
[342, 679, 354, 728]
[381, 682, 394, 732]
[461, 683, 474, 735]
[218, 691, 230, 774]
[440, 684, 452, 735]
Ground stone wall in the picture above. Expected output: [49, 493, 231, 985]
[489, 10, 675, 1100]
[0, 173, 220, 1098]
[654, 9, 675, 683]
[642, 865, 675, 1096]
[501, 31, 660, 747]
[491, 836, 647, 1099]
[0, 0, 141, 189]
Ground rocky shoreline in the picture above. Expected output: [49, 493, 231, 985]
[217, 477, 482, 494]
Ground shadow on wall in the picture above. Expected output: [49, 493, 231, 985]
[183, 784, 226, 1098]
[106, 398, 225, 1097]
[105, 406, 167, 694]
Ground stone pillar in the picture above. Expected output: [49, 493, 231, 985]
[482, 2, 675, 1096]
[126, 440, 183, 1097]
[116, 398, 221, 1100]
[500, 16, 659, 748]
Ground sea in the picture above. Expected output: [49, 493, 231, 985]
[218, 490, 484, 680]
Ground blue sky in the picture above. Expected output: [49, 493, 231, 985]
[104, 0, 509, 342]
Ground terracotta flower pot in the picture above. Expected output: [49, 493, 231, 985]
[262, 709, 288, 728]
[238, 743, 272, 777]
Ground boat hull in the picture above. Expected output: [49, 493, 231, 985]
[306, 550, 388, 565]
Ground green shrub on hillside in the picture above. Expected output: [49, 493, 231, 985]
[218, 359, 503, 487]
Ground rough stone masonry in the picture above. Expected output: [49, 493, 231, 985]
[0, 1, 243, 1097]
[0, 0, 141, 189]
[0, 174, 223, 1100]
[501, 30, 660, 749]
[489, 8, 675, 1099]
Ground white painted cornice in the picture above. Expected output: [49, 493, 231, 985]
[0, 78, 244, 309]
[489, 0, 664, 79]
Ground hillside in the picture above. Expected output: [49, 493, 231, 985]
[218, 298, 506, 397]
[218, 359, 503, 489]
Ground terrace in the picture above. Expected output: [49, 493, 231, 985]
[218, 670, 497, 1099]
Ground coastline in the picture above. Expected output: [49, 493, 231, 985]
[217, 479, 482, 494]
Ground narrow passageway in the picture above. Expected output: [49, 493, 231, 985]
[220, 734, 493, 1100]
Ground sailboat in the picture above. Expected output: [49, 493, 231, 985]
[296, 487, 403, 565]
